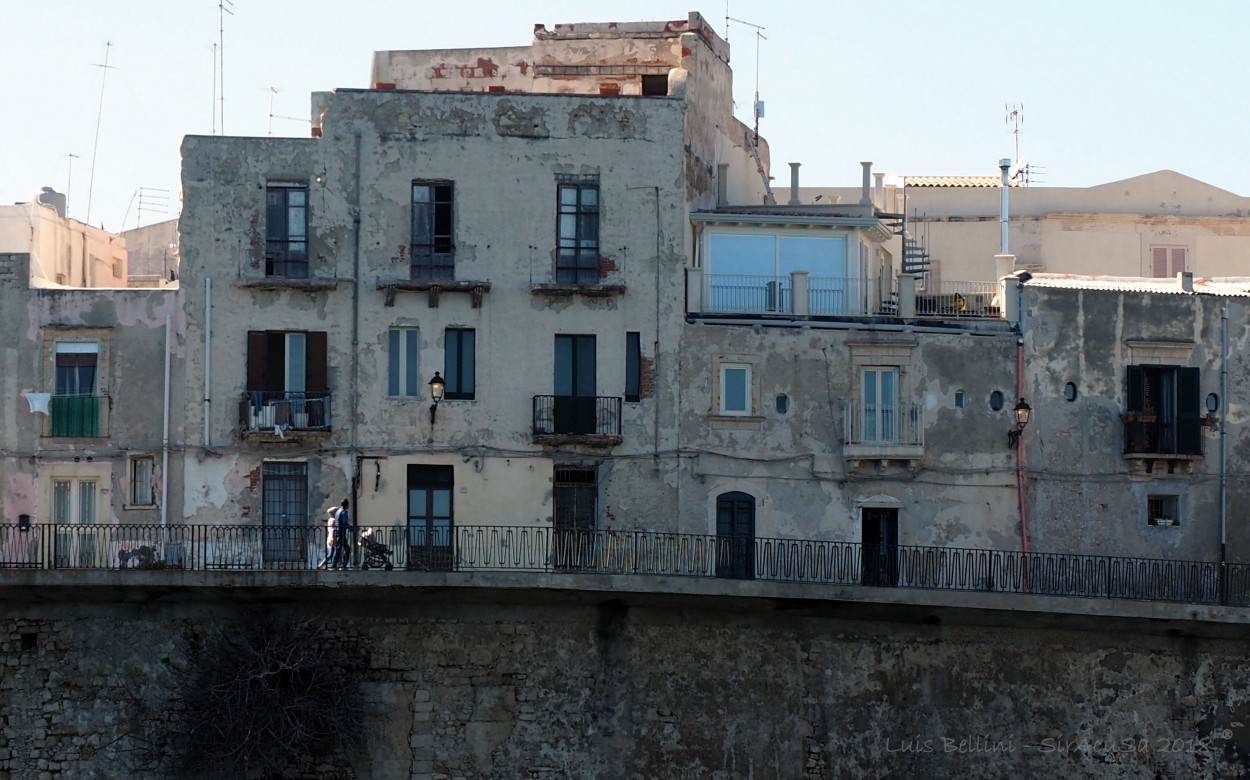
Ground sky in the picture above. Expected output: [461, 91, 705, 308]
[4, 1, 1249, 232]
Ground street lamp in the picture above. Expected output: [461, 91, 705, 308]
[1008, 397, 1031, 448]
[428, 372, 445, 424]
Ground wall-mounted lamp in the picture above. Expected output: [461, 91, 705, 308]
[428, 372, 446, 424]
[1007, 398, 1032, 448]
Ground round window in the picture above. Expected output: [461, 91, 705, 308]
[989, 390, 1004, 411]
[1064, 382, 1077, 402]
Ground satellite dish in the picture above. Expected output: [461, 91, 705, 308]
[1008, 155, 1029, 184]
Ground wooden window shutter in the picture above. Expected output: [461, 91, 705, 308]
[306, 331, 328, 393]
[1171, 247, 1188, 275]
[1126, 365, 1145, 413]
[1176, 367, 1201, 454]
[246, 332, 267, 392]
[1151, 247, 1169, 277]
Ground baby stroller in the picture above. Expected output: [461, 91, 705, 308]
[358, 528, 395, 571]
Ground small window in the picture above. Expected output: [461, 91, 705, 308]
[989, 391, 1004, 411]
[130, 455, 155, 507]
[641, 74, 668, 96]
[265, 183, 309, 278]
[388, 328, 420, 397]
[954, 390, 965, 409]
[1147, 495, 1179, 527]
[1149, 246, 1187, 278]
[556, 174, 600, 284]
[411, 182, 454, 281]
[625, 332, 641, 403]
[720, 363, 752, 416]
[1064, 382, 1078, 402]
[444, 328, 476, 400]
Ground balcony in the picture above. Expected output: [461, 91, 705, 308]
[0, 522, 1244, 609]
[240, 391, 332, 441]
[843, 403, 924, 463]
[49, 394, 105, 438]
[916, 281, 1000, 318]
[532, 395, 622, 447]
[1124, 413, 1204, 474]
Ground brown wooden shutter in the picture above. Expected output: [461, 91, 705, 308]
[246, 332, 267, 392]
[1171, 247, 1187, 275]
[1151, 247, 1168, 277]
[306, 331, 328, 393]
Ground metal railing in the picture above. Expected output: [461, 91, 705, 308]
[240, 391, 332, 433]
[704, 274, 793, 314]
[532, 395, 622, 437]
[844, 403, 925, 447]
[915, 281, 1000, 318]
[1124, 416, 1204, 456]
[1, 523, 1247, 608]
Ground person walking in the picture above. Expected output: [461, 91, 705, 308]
[317, 506, 339, 570]
[333, 498, 355, 570]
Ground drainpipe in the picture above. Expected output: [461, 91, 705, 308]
[1016, 335, 1031, 571]
[1220, 302, 1229, 592]
[162, 313, 171, 534]
[999, 158, 1011, 255]
[203, 277, 211, 447]
[351, 133, 363, 519]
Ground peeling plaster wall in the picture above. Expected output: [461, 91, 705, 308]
[180, 89, 689, 534]
[676, 322, 1022, 549]
[1022, 287, 1250, 561]
[0, 248, 186, 529]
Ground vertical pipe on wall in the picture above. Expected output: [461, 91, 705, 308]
[1220, 302, 1229, 572]
[351, 132, 363, 510]
[1016, 337, 1030, 565]
[999, 158, 1011, 256]
[162, 313, 171, 532]
[203, 277, 211, 447]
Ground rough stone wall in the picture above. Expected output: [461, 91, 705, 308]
[1, 594, 1248, 780]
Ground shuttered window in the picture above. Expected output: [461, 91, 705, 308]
[1150, 246, 1187, 278]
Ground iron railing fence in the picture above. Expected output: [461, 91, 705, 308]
[915, 281, 1000, 318]
[532, 395, 622, 437]
[241, 391, 332, 433]
[1, 523, 1247, 607]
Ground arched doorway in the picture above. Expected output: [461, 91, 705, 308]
[715, 491, 755, 579]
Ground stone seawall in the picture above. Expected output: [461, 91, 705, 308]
[1, 586, 1248, 779]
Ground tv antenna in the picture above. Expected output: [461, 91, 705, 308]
[268, 87, 312, 135]
[1005, 103, 1024, 162]
[726, 15, 766, 141]
[218, 0, 234, 134]
[86, 42, 116, 226]
[120, 187, 171, 231]
[66, 153, 80, 216]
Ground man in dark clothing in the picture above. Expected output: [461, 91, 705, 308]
[334, 498, 355, 570]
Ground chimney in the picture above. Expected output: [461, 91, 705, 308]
[860, 162, 873, 205]
[788, 163, 801, 206]
[873, 173, 884, 209]
[1178, 271, 1194, 293]
[999, 158, 1011, 255]
[717, 163, 729, 207]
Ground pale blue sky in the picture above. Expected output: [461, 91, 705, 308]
[3, 1, 1247, 231]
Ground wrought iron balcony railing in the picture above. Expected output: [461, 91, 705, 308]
[532, 395, 622, 437]
[240, 391, 332, 433]
[0, 523, 1246, 609]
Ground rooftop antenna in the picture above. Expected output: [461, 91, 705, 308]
[218, 0, 234, 134]
[65, 153, 79, 217]
[86, 42, 115, 226]
[210, 42, 218, 134]
[268, 87, 278, 136]
[726, 16, 766, 141]
[1005, 102, 1027, 183]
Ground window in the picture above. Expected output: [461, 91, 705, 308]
[387, 328, 420, 397]
[556, 174, 600, 283]
[1125, 365, 1201, 455]
[705, 232, 849, 314]
[553, 465, 597, 570]
[265, 183, 308, 278]
[641, 74, 668, 96]
[411, 182, 454, 281]
[129, 456, 155, 507]
[444, 328, 476, 400]
[51, 341, 101, 437]
[245, 331, 330, 429]
[861, 367, 899, 442]
[408, 465, 453, 571]
[52, 479, 98, 567]
[1148, 495, 1179, 527]
[261, 462, 307, 563]
[625, 332, 641, 403]
[1150, 246, 1187, 278]
[720, 363, 752, 416]
[553, 335, 597, 434]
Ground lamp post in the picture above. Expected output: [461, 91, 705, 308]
[1008, 398, 1031, 448]
[428, 372, 445, 425]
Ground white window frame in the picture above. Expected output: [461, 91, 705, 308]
[284, 332, 306, 394]
[128, 455, 156, 508]
[861, 366, 900, 443]
[719, 363, 752, 416]
[388, 327, 421, 397]
[1147, 494, 1180, 527]
[53, 478, 98, 525]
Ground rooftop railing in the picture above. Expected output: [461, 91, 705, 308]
[1, 523, 1246, 608]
